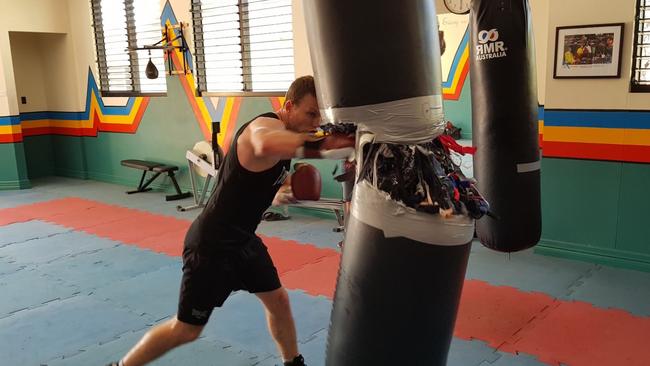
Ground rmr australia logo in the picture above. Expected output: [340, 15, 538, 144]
[476, 29, 507, 61]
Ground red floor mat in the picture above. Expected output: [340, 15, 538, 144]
[262, 235, 338, 275]
[499, 301, 650, 366]
[455, 280, 557, 349]
[280, 255, 341, 298]
[2, 197, 650, 366]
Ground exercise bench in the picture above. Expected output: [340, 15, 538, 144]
[120, 159, 192, 201]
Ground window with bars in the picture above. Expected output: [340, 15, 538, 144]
[91, 0, 166, 96]
[191, 0, 295, 95]
[631, 0, 650, 92]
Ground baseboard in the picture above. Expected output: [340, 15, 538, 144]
[55, 167, 88, 180]
[0, 178, 31, 190]
[536, 239, 650, 273]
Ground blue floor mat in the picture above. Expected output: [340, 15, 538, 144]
[466, 243, 596, 298]
[46, 328, 277, 366]
[0, 228, 115, 266]
[201, 290, 332, 359]
[447, 338, 501, 366]
[0, 267, 80, 318]
[0, 220, 71, 248]
[0, 295, 154, 365]
[92, 263, 183, 321]
[39, 243, 176, 293]
[567, 265, 650, 316]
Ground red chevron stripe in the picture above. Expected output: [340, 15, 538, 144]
[542, 141, 650, 163]
[0, 133, 22, 143]
[443, 60, 470, 101]
[269, 97, 283, 111]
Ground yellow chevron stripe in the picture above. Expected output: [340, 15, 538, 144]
[189, 75, 213, 133]
[544, 126, 650, 146]
[164, 20, 212, 135]
[443, 46, 469, 95]
[20, 119, 81, 129]
[218, 97, 235, 147]
[97, 96, 144, 124]
[0, 125, 22, 134]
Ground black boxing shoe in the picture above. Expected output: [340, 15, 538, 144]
[284, 354, 306, 366]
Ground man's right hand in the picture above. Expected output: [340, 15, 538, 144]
[298, 133, 355, 159]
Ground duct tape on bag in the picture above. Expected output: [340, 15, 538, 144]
[352, 180, 475, 246]
[322, 95, 446, 144]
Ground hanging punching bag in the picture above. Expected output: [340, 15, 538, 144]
[304, 1, 476, 365]
[146, 54, 159, 79]
[470, 0, 541, 252]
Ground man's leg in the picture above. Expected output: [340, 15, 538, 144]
[255, 287, 300, 362]
[119, 316, 204, 366]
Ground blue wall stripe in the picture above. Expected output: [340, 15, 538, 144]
[213, 98, 227, 123]
[203, 96, 219, 123]
[442, 27, 470, 89]
[544, 110, 650, 129]
[0, 116, 21, 126]
[161, 0, 194, 71]
[84, 69, 137, 116]
[19, 111, 87, 121]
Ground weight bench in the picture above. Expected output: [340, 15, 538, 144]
[121, 159, 192, 201]
[287, 198, 347, 232]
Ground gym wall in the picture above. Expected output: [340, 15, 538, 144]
[0, 0, 648, 270]
[535, 0, 650, 272]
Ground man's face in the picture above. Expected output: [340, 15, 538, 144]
[285, 94, 321, 132]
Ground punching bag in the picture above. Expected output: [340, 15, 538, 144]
[470, 0, 541, 252]
[304, 1, 476, 365]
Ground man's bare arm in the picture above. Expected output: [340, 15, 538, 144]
[249, 117, 356, 160]
[249, 118, 308, 160]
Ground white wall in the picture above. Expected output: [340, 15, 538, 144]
[0, 0, 76, 116]
[530, 0, 550, 105]
[544, 0, 647, 110]
[0, 0, 69, 33]
[8, 32, 82, 114]
[0, 31, 16, 116]
[2, 0, 646, 116]
[39, 34, 82, 111]
[437, 13, 469, 83]
[292, 0, 313, 78]
[9, 33, 50, 113]
[66, 0, 97, 111]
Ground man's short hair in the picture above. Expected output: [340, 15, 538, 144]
[285, 76, 316, 106]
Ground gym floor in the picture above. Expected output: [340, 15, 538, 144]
[1, 177, 649, 366]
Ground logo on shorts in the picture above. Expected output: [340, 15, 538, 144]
[191, 309, 209, 319]
[476, 28, 508, 61]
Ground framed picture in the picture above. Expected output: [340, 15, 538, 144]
[553, 23, 624, 79]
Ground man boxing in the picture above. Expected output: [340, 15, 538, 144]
[106, 76, 354, 366]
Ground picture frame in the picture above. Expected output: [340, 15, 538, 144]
[553, 23, 625, 79]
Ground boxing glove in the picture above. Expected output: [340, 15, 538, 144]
[296, 133, 355, 159]
[291, 163, 322, 201]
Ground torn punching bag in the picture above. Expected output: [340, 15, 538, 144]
[470, 0, 541, 252]
[303, 1, 484, 365]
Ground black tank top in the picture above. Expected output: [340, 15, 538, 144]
[189, 112, 291, 246]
